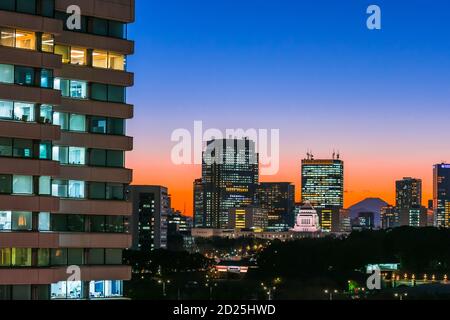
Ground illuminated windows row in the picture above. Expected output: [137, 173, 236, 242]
[0, 27, 53, 51]
[53, 112, 126, 135]
[51, 180, 125, 200]
[0, 248, 123, 267]
[51, 280, 123, 300]
[53, 146, 125, 168]
[54, 45, 126, 70]
[0, 100, 52, 123]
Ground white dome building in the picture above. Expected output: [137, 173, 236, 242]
[291, 202, 321, 233]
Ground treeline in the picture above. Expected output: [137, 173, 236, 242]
[257, 227, 450, 279]
[124, 249, 212, 274]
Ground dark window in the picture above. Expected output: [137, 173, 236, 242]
[0, 175, 12, 194]
[16, 0, 36, 14]
[0, 138, 13, 157]
[108, 118, 125, 135]
[51, 214, 66, 232]
[105, 216, 124, 233]
[105, 249, 122, 264]
[51, 249, 67, 266]
[13, 139, 33, 158]
[0, 0, 15, 11]
[90, 216, 105, 233]
[88, 249, 105, 265]
[89, 149, 106, 166]
[15, 66, 34, 86]
[107, 150, 124, 167]
[92, 18, 108, 36]
[108, 21, 125, 38]
[68, 249, 84, 265]
[89, 182, 106, 200]
[90, 83, 107, 101]
[106, 183, 124, 200]
[107, 85, 125, 103]
[67, 215, 84, 232]
[40, 0, 55, 18]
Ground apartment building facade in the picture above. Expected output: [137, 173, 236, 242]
[0, 0, 134, 300]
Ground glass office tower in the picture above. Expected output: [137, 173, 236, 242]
[433, 164, 450, 228]
[202, 139, 259, 229]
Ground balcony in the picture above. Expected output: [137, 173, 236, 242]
[57, 131, 133, 151]
[58, 199, 132, 216]
[0, 158, 60, 177]
[0, 83, 61, 106]
[56, 0, 135, 23]
[0, 120, 60, 141]
[0, 265, 131, 285]
[0, 46, 62, 70]
[58, 166, 132, 184]
[0, 11, 62, 35]
[0, 232, 132, 249]
[55, 31, 134, 55]
[57, 98, 133, 119]
[55, 64, 134, 87]
[0, 195, 59, 212]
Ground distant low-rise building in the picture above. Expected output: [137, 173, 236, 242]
[291, 202, 320, 233]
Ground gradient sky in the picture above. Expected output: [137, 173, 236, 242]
[126, 0, 450, 215]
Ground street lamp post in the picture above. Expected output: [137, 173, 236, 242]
[324, 289, 339, 301]
[158, 279, 171, 297]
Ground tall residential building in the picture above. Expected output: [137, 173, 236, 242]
[193, 178, 204, 227]
[257, 182, 295, 231]
[433, 164, 450, 227]
[202, 138, 259, 229]
[301, 156, 344, 209]
[0, 0, 134, 300]
[127, 186, 169, 252]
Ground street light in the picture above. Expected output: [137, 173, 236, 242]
[205, 282, 218, 300]
[324, 289, 339, 301]
[394, 292, 408, 300]
[158, 279, 171, 297]
[260, 283, 276, 301]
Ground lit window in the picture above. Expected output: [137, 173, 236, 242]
[0, 28, 15, 47]
[55, 45, 70, 64]
[39, 176, 51, 195]
[70, 47, 86, 65]
[0, 64, 14, 83]
[12, 175, 33, 195]
[108, 52, 125, 70]
[0, 100, 13, 119]
[69, 114, 86, 131]
[13, 102, 34, 122]
[68, 147, 86, 165]
[68, 180, 85, 198]
[41, 33, 54, 53]
[69, 80, 87, 99]
[11, 211, 32, 230]
[92, 50, 108, 68]
[40, 105, 52, 124]
[15, 30, 35, 50]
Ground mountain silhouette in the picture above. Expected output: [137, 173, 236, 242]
[348, 197, 390, 228]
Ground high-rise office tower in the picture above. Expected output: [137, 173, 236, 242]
[301, 155, 344, 209]
[127, 186, 169, 252]
[301, 154, 344, 230]
[202, 138, 259, 229]
[396, 177, 422, 209]
[433, 164, 450, 228]
[193, 178, 204, 227]
[0, 0, 134, 300]
[257, 182, 295, 231]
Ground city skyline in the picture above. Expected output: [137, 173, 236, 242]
[127, 0, 450, 215]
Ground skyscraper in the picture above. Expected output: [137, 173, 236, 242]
[396, 177, 422, 210]
[301, 155, 344, 209]
[127, 186, 169, 251]
[433, 164, 450, 228]
[202, 138, 259, 229]
[193, 178, 204, 227]
[301, 155, 344, 230]
[257, 182, 295, 231]
[0, 0, 134, 300]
